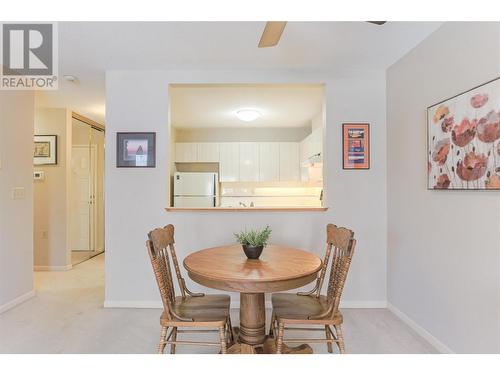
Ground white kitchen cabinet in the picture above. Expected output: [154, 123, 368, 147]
[219, 143, 240, 182]
[310, 127, 323, 158]
[175, 143, 197, 162]
[300, 127, 323, 161]
[259, 142, 279, 182]
[239, 142, 260, 182]
[279, 142, 300, 181]
[300, 137, 309, 162]
[196, 143, 219, 162]
[175, 141, 301, 182]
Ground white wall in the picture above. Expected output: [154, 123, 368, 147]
[33, 108, 72, 269]
[311, 112, 322, 130]
[105, 69, 387, 307]
[387, 22, 500, 353]
[0, 91, 35, 313]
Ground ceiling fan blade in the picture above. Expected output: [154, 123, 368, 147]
[258, 21, 287, 48]
[366, 21, 387, 25]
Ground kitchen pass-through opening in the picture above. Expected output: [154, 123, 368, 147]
[168, 83, 325, 210]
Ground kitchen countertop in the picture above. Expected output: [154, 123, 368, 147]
[165, 207, 328, 212]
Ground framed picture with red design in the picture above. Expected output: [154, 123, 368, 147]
[343, 123, 370, 170]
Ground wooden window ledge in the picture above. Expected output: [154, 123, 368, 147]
[165, 207, 328, 212]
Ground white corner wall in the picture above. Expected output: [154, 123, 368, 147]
[33, 108, 72, 269]
[0, 91, 35, 313]
[105, 69, 387, 308]
[387, 22, 500, 353]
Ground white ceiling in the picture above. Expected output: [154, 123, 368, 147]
[171, 84, 323, 128]
[36, 22, 442, 124]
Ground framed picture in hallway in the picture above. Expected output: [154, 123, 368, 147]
[34, 135, 57, 165]
[427, 77, 500, 190]
[116, 132, 156, 168]
[342, 123, 370, 169]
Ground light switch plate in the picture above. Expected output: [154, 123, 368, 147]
[11, 187, 25, 200]
[34, 171, 45, 180]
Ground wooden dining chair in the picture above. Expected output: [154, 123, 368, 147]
[146, 224, 234, 354]
[269, 224, 356, 354]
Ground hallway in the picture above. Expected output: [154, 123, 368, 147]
[0, 254, 436, 354]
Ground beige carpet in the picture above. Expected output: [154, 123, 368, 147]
[0, 254, 437, 354]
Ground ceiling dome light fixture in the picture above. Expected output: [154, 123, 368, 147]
[236, 109, 261, 122]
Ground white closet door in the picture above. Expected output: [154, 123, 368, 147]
[219, 143, 240, 182]
[71, 145, 91, 251]
[259, 142, 279, 182]
[175, 143, 197, 162]
[197, 143, 219, 162]
[279, 142, 300, 181]
[239, 142, 259, 182]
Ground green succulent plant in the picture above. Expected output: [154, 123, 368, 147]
[234, 226, 272, 247]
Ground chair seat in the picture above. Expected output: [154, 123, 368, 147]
[271, 293, 342, 324]
[161, 294, 230, 323]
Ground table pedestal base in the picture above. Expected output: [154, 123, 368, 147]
[226, 292, 313, 354]
[227, 327, 313, 354]
[239, 293, 266, 345]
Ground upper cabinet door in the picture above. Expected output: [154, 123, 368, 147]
[300, 127, 323, 161]
[300, 135, 311, 162]
[279, 142, 300, 181]
[310, 127, 323, 158]
[175, 143, 197, 162]
[197, 143, 220, 162]
[259, 142, 279, 182]
[239, 142, 260, 182]
[219, 143, 240, 182]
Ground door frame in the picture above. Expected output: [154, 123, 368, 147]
[70, 113, 105, 261]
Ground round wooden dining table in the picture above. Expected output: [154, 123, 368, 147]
[183, 244, 322, 354]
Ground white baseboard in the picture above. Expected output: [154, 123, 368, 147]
[387, 302, 454, 354]
[104, 300, 163, 308]
[34, 264, 72, 271]
[104, 299, 387, 310]
[0, 290, 36, 314]
[340, 300, 387, 308]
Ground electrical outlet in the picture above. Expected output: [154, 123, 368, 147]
[11, 187, 25, 200]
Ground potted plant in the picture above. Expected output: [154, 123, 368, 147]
[234, 226, 272, 260]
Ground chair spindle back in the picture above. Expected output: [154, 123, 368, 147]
[325, 224, 356, 316]
[147, 225, 190, 317]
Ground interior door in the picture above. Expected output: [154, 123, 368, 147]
[91, 127, 105, 253]
[71, 145, 91, 250]
[70, 118, 105, 257]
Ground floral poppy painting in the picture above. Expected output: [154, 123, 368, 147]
[427, 77, 500, 190]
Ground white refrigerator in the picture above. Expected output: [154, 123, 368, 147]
[173, 172, 218, 208]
